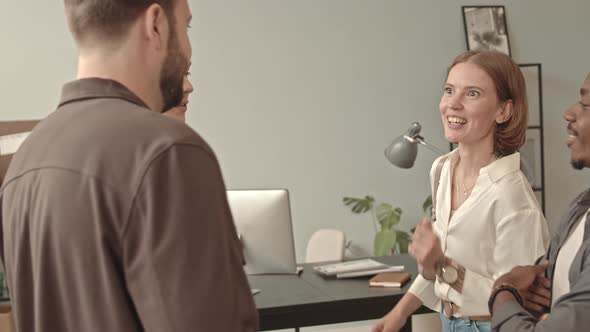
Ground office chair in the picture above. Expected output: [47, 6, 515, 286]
[294, 229, 347, 332]
[305, 229, 346, 264]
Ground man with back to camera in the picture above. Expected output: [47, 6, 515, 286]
[0, 1, 258, 331]
[488, 72, 590, 331]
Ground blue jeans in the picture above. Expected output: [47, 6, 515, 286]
[440, 311, 491, 332]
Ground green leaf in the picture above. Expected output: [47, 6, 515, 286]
[374, 229, 396, 256]
[422, 195, 432, 214]
[395, 230, 411, 254]
[342, 196, 374, 214]
[376, 204, 401, 229]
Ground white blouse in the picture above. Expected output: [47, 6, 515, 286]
[552, 209, 588, 306]
[408, 150, 549, 316]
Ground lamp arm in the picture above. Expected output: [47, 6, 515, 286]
[415, 136, 445, 155]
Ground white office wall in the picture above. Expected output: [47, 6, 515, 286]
[189, 0, 590, 260]
[2, 1, 590, 261]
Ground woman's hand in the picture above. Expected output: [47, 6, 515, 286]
[373, 293, 423, 332]
[409, 218, 444, 272]
[372, 308, 407, 332]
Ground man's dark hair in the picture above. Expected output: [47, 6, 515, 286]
[64, 0, 175, 45]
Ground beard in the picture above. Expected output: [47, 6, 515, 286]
[159, 28, 189, 112]
[571, 159, 585, 170]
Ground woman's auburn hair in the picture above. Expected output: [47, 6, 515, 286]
[448, 50, 528, 157]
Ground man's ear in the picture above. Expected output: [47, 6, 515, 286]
[143, 4, 169, 50]
[496, 100, 514, 124]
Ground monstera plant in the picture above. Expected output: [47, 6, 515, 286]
[422, 195, 432, 216]
[342, 196, 411, 256]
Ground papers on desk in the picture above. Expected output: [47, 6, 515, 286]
[313, 259, 404, 279]
[336, 266, 404, 279]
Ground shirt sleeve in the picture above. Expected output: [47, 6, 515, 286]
[407, 155, 451, 312]
[408, 274, 441, 312]
[493, 246, 590, 331]
[122, 144, 259, 331]
[444, 209, 549, 315]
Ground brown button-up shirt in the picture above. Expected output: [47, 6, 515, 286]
[0, 78, 258, 331]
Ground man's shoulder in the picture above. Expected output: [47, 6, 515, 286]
[145, 114, 213, 156]
[57, 98, 213, 155]
[5, 103, 215, 191]
[106, 107, 219, 176]
[95, 106, 218, 172]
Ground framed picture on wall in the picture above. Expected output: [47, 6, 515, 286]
[520, 64, 541, 127]
[534, 190, 543, 212]
[462, 6, 511, 56]
[520, 129, 542, 190]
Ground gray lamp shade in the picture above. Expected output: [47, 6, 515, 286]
[384, 135, 418, 168]
[384, 122, 423, 168]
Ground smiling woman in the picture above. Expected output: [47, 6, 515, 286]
[373, 51, 549, 332]
[442, 51, 528, 159]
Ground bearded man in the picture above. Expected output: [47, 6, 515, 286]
[0, 1, 258, 331]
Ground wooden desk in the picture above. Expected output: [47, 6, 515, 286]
[249, 254, 432, 331]
[0, 303, 14, 332]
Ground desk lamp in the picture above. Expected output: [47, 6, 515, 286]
[384, 122, 536, 185]
[384, 122, 444, 168]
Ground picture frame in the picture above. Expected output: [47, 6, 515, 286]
[462, 6, 511, 56]
[520, 64, 542, 127]
[520, 128, 543, 190]
[534, 190, 544, 212]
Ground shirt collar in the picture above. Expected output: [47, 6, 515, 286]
[58, 78, 149, 110]
[480, 152, 521, 183]
[575, 188, 590, 207]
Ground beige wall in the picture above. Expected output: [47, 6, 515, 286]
[2, 1, 590, 261]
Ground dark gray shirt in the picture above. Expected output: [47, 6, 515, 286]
[492, 189, 590, 331]
[0, 78, 258, 331]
